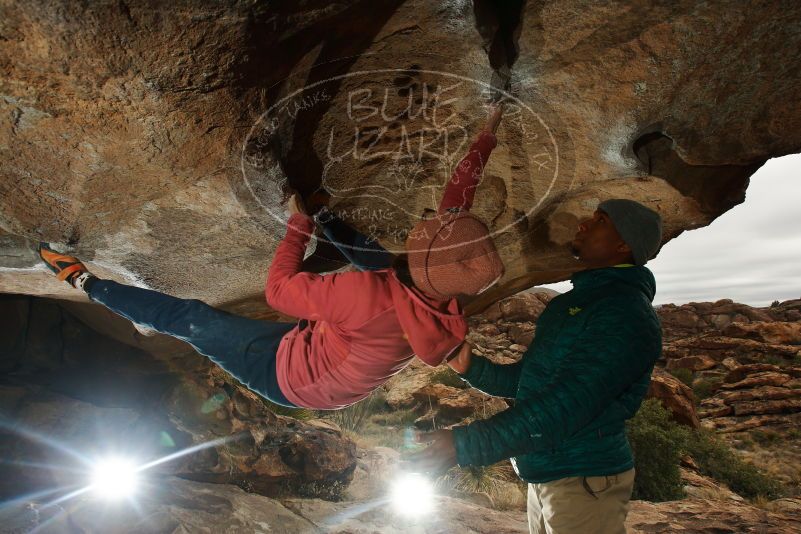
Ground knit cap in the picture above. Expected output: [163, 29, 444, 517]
[405, 210, 504, 298]
[597, 199, 663, 265]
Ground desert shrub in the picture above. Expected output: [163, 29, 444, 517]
[751, 429, 782, 446]
[429, 367, 468, 389]
[764, 353, 791, 367]
[263, 399, 316, 420]
[325, 388, 388, 432]
[626, 399, 687, 501]
[436, 462, 521, 508]
[692, 376, 722, 401]
[369, 408, 418, 427]
[732, 434, 755, 450]
[687, 429, 784, 500]
[668, 367, 694, 387]
[627, 399, 784, 501]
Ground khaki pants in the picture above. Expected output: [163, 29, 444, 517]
[527, 468, 635, 534]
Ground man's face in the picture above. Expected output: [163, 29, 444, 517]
[570, 210, 631, 264]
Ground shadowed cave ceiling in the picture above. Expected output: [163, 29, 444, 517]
[1, 0, 800, 315]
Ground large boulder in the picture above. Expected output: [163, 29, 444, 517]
[480, 291, 551, 323]
[2, 1, 800, 314]
[722, 321, 801, 345]
[646, 368, 700, 428]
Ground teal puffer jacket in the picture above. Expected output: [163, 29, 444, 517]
[453, 265, 662, 483]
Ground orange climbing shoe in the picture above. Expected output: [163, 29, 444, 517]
[38, 242, 88, 288]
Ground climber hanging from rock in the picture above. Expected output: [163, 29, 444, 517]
[38, 103, 506, 410]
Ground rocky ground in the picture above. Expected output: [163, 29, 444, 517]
[2, 291, 801, 533]
[3, 458, 799, 534]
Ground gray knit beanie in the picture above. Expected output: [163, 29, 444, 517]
[597, 199, 663, 266]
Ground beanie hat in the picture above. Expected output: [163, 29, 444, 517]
[405, 210, 505, 298]
[597, 199, 663, 266]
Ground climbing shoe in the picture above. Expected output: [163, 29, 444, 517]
[38, 242, 91, 289]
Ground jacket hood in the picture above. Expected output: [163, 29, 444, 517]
[386, 270, 468, 366]
[570, 264, 656, 302]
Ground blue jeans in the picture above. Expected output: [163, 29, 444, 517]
[87, 214, 392, 409]
[88, 279, 299, 407]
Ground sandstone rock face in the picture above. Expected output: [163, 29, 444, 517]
[659, 302, 801, 436]
[2, 2, 800, 313]
[699, 362, 801, 434]
[647, 368, 700, 428]
[723, 321, 801, 345]
[666, 354, 717, 372]
[480, 291, 552, 323]
[656, 298, 801, 493]
[411, 383, 509, 430]
[658, 299, 779, 338]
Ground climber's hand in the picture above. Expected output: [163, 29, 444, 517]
[404, 429, 458, 475]
[287, 193, 307, 216]
[484, 102, 504, 135]
[445, 341, 473, 375]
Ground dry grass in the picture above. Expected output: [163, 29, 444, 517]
[435, 462, 526, 510]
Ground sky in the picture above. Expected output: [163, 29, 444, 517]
[541, 153, 801, 307]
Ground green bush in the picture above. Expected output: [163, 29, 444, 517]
[627, 399, 784, 502]
[732, 434, 755, 451]
[686, 429, 784, 500]
[764, 354, 791, 367]
[626, 399, 687, 501]
[692, 376, 722, 401]
[668, 367, 694, 387]
[751, 429, 782, 446]
[429, 367, 468, 389]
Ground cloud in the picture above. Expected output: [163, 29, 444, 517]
[541, 153, 801, 307]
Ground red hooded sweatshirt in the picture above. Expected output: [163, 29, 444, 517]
[266, 130, 497, 410]
[266, 213, 467, 409]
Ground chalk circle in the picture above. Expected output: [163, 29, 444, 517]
[240, 68, 560, 255]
